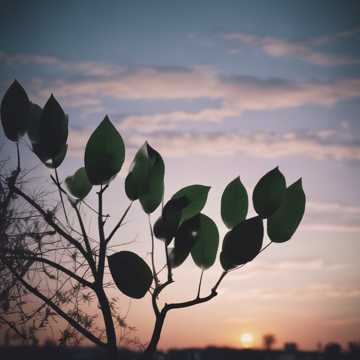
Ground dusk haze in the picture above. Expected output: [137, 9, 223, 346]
[0, 1, 359, 358]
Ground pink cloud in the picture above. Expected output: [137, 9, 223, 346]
[224, 28, 360, 66]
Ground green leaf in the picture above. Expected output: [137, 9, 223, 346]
[125, 142, 165, 213]
[267, 179, 306, 243]
[27, 102, 42, 144]
[253, 167, 286, 218]
[221, 177, 248, 229]
[170, 215, 200, 268]
[191, 214, 219, 270]
[167, 247, 183, 268]
[33, 143, 67, 169]
[140, 180, 164, 214]
[65, 167, 92, 199]
[153, 217, 169, 243]
[84, 116, 125, 185]
[139, 145, 165, 213]
[0, 80, 30, 141]
[38, 94, 68, 159]
[154, 196, 189, 245]
[171, 185, 210, 224]
[220, 251, 233, 271]
[125, 142, 152, 200]
[221, 216, 264, 269]
[108, 251, 153, 299]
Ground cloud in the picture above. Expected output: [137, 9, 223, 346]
[303, 200, 360, 233]
[2, 51, 360, 129]
[231, 283, 360, 301]
[224, 27, 360, 66]
[325, 316, 360, 327]
[124, 129, 360, 161]
[0, 51, 123, 77]
[113, 74, 360, 133]
[308, 201, 360, 215]
[302, 223, 360, 233]
[230, 258, 347, 281]
[47, 70, 360, 110]
[67, 124, 360, 165]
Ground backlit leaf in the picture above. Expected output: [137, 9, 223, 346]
[154, 196, 189, 245]
[27, 102, 42, 144]
[65, 167, 92, 199]
[191, 214, 219, 269]
[38, 94, 68, 159]
[221, 177, 248, 229]
[108, 251, 153, 299]
[221, 216, 264, 269]
[0, 80, 30, 141]
[253, 167, 286, 218]
[126, 142, 165, 213]
[171, 185, 210, 224]
[33, 143, 67, 169]
[84, 116, 125, 185]
[267, 179, 306, 243]
[170, 216, 200, 268]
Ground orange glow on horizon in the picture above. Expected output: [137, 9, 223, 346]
[240, 333, 255, 348]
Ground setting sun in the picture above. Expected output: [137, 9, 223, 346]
[240, 333, 254, 348]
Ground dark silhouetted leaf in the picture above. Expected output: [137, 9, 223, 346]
[171, 185, 210, 224]
[84, 116, 125, 185]
[140, 179, 164, 214]
[170, 216, 200, 268]
[27, 102, 42, 144]
[125, 142, 152, 200]
[38, 95, 68, 159]
[220, 251, 233, 271]
[33, 143, 67, 169]
[191, 214, 219, 269]
[0, 80, 30, 141]
[125, 142, 165, 213]
[221, 216, 264, 269]
[153, 217, 168, 243]
[253, 167, 286, 218]
[154, 196, 189, 245]
[221, 177, 248, 229]
[65, 167, 92, 199]
[267, 179, 306, 243]
[108, 251, 153, 299]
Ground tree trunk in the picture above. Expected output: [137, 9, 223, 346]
[105, 343, 118, 360]
[96, 286, 118, 359]
[140, 310, 167, 360]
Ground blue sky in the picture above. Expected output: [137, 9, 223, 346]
[1, 0, 360, 350]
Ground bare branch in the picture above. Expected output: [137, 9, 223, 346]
[106, 202, 133, 245]
[9, 252, 94, 289]
[11, 185, 89, 262]
[5, 259, 106, 347]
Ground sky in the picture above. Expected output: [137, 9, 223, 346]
[1, 0, 360, 351]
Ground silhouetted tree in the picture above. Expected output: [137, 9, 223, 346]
[263, 334, 276, 351]
[284, 342, 298, 353]
[324, 342, 342, 360]
[0, 80, 306, 359]
[348, 341, 360, 360]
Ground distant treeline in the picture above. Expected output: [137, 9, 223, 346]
[0, 344, 359, 360]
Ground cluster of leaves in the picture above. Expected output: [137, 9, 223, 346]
[1, 80, 306, 311]
[1, 80, 68, 168]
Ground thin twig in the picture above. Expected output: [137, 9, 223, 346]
[54, 168, 70, 225]
[106, 202, 133, 245]
[148, 215, 159, 286]
[196, 269, 204, 299]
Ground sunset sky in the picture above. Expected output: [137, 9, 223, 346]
[1, 0, 360, 351]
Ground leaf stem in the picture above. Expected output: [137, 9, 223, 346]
[148, 214, 159, 286]
[196, 269, 204, 299]
[54, 167, 70, 225]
